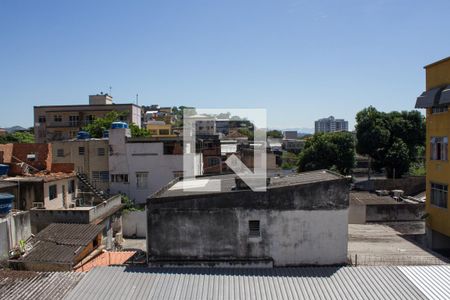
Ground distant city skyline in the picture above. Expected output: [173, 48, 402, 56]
[1, 0, 447, 130]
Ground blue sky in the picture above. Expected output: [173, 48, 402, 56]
[1, 0, 449, 130]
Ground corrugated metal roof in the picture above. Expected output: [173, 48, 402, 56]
[34, 223, 104, 246]
[19, 223, 104, 264]
[399, 266, 450, 300]
[65, 265, 450, 300]
[0, 270, 84, 300]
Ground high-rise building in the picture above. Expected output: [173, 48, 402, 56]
[314, 116, 348, 133]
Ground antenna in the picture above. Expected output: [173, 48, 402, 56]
[109, 86, 112, 95]
[136, 94, 139, 105]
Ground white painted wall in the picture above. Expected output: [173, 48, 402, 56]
[109, 128, 202, 204]
[122, 210, 146, 238]
[236, 209, 349, 266]
[43, 177, 77, 209]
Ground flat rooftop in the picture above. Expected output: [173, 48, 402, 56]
[152, 170, 344, 199]
[348, 223, 448, 266]
[351, 191, 405, 205]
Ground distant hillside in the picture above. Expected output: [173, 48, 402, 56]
[3, 126, 29, 133]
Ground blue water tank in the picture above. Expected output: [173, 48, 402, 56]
[0, 193, 14, 215]
[77, 131, 91, 140]
[111, 122, 128, 129]
[0, 164, 9, 176]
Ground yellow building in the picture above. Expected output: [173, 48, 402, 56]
[146, 121, 176, 137]
[415, 56, 450, 251]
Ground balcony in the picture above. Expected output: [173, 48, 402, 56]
[43, 121, 93, 128]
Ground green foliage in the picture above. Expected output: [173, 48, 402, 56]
[83, 111, 149, 138]
[267, 130, 283, 138]
[384, 138, 410, 178]
[355, 106, 425, 178]
[297, 132, 355, 175]
[121, 194, 143, 212]
[130, 123, 150, 137]
[0, 131, 35, 144]
[238, 128, 254, 140]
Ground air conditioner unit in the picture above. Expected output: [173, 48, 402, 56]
[32, 202, 44, 209]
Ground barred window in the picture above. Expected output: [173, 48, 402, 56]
[431, 137, 448, 161]
[248, 220, 261, 237]
[431, 183, 448, 208]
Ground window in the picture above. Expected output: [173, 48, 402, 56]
[69, 115, 80, 126]
[92, 171, 109, 182]
[173, 171, 184, 178]
[431, 137, 448, 161]
[207, 157, 220, 166]
[68, 180, 75, 194]
[57, 149, 64, 157]
[97, 148, 105, 156]
[248, 220, 261, 237]
[431, 183, 448, 208]
[136, 172, 148, 189]
[27, 153, 36, 161]
[49, 185, 57, 200]
[85, 115, 95, 124]
[79, 146, 85, 155]
[38, 116, 46, 123]
[111, 174, 129, 183]
[159, 129, 170, 135]
[53, 115, 62, 122]
[432, 106, 448, 114]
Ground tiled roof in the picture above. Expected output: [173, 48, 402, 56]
[65, 265, 450, 300]
[0, 269, 84, 300]
[75, 251, 136, 272]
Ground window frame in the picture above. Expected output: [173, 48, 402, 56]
[431, 182, 448, 209]
[56, 148, 64, 157]
[136, 172, 149, 189]
[248, 220, 261, 238]
[79, 146, 85, 156]
[49, 184, 57, 200]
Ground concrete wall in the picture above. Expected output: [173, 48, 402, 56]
[29, 195, 122, 234]
[0, 212, 32, 261]
[365, 203, 425, 222]
[354, 176, 425, 196]
[148, 178, 349, 266]
[122, 210, 146, 238]
[348, 203, 366, 224]
[149, 208, 348, 266]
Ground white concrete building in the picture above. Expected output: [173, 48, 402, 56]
[315, 116, 348, 133]
[108, 127, 203, 204]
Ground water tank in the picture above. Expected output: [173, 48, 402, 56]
[77, 131, 91, 140]
[0, 193, 14, 215]
[0, 164, 9, 176]
[111, 122, 128, 129]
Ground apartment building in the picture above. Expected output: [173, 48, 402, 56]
[34, 93, 141, 143]
[314, 116, 348, 133]
[51, 139, 110, 191]
[108, 127, 203, 204]
[415, 56, 450, 251]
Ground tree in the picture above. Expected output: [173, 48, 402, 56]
[355, 106, 425, 178]
[384, 138, 410, 178]
[267, 130, 283, 139]
[83, 111, 149, 138]
[297, 132, 355, 175]
[0, 131, 35, 144]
